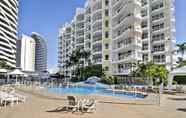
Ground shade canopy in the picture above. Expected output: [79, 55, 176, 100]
[170, 66, 186, 75]
[168, 66, 186, 91]
[7, 68, 25, 75]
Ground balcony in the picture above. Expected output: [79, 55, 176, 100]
[113, 26, 142, 41]
[117, 69, 131, 75]
[112, 0, 141, 18]
[93, 22, 102, 32]
[93, 48, 102, 53]
[112, 55, 133, 64]
[113, 14, 141, 30]
[112, 0, 133, 18]
[93, 33, 102, 43]
[92, 1, 102, 11]
[92, 11, 102, 22]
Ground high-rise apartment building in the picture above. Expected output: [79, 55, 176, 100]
[58, 23, 73, 77]
[111, 0, 143, 76]
[0, 0, 19, 67]
[31, 32, 47, 72]
[58, 0, 176, 77]
[16, 34, 35, 72]
[140, 0, 176, 70]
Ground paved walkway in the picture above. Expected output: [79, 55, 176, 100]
[0, 88, 186, 118]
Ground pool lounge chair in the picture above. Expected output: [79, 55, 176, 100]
[0, 92, 19, 107]
[81, 99, 96, 113]
[67, 96, 80, 112]
[10, 93, 26, 103]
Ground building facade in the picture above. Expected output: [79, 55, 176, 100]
[31, 32, 47, 72]
[140, 0, 176, 71]
[16, 34, 35, 72]
[111, 0, 142, 76]
[58, 0, 176, 77]
[0, 0, 19, 67]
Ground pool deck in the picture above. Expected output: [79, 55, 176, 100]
[0, 86, 186, 118]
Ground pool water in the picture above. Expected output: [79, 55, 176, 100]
[48, 83, 145, 99]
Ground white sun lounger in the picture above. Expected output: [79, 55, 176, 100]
[81, 99, 96, 113]
[67, 96, 80, 112]
[10, 93, 27, 103]
[0, 91, 19, 107]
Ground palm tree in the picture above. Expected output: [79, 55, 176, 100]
[177, 42, 186, 60]
[135, 62, 147, 79]
[79, 50, 91, 80]
[68, 49, 82, 79]
[66, 49, 92, 81]
[80, 50, 91, 66]
[154, 65, 168, 85]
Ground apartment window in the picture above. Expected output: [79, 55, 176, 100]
[141, 0, 147, 7]
[141, 21, 148, 28]
[141, 10, 147, 17]
[142, 43, 148, 50]
[105, 9, 109, 16]
[152, 33, 165, 42]
[118, 51, 132, 60]
[117, 30, 121, 36]
[152, 12, 164, 21]
[151, 2, 164, 11]
[152, 44, 165, 52]
[142, 32, 148, 39]
[142, 54, 148, 62]
[117, 38, 132, 48]
[152, 23, 164, 31]
[105, 67, 109, 71]
[105, 31, 109, 38]
[105, 43, 109, 49]
[153, 55, 165, 63]
[105, 20, 109, 27]
[105, 66, 109, 71]
[105, 55, 109, 60]
[105, 0, 109, 6]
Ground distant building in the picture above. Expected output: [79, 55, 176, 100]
[58, 0, 176, 77]
[0, 0, 19, 67]
[31, 32, 47, 72]
[16, 34, 36, 72]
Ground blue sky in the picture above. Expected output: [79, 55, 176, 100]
[18, 0, 186, 70]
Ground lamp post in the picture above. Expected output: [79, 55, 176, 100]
[156, 77, 163, 106]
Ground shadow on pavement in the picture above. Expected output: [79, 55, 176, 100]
[46, 106, 69, 112]
[168, 97, 186, 101]
[177, 108, 186, 112]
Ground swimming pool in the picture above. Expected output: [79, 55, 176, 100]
[48, 83, 146, 99]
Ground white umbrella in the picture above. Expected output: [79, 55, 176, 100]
[168, 66, 186, 91]
[8, 69, 24, 75]
[7, 68, 25, 84]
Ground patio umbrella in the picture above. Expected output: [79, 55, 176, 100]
[7, 68, 25, 84]
[168, 66, 186, 91]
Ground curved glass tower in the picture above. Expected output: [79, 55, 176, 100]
[0, 0, 18, 67]
[31, 32, 47, 72]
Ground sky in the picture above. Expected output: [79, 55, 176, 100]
[18, 0, 186, 70]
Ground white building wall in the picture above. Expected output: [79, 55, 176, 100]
[58, 0, 176, 77]
[0, 0, 19, 67]
[19, 34, 35, 72]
